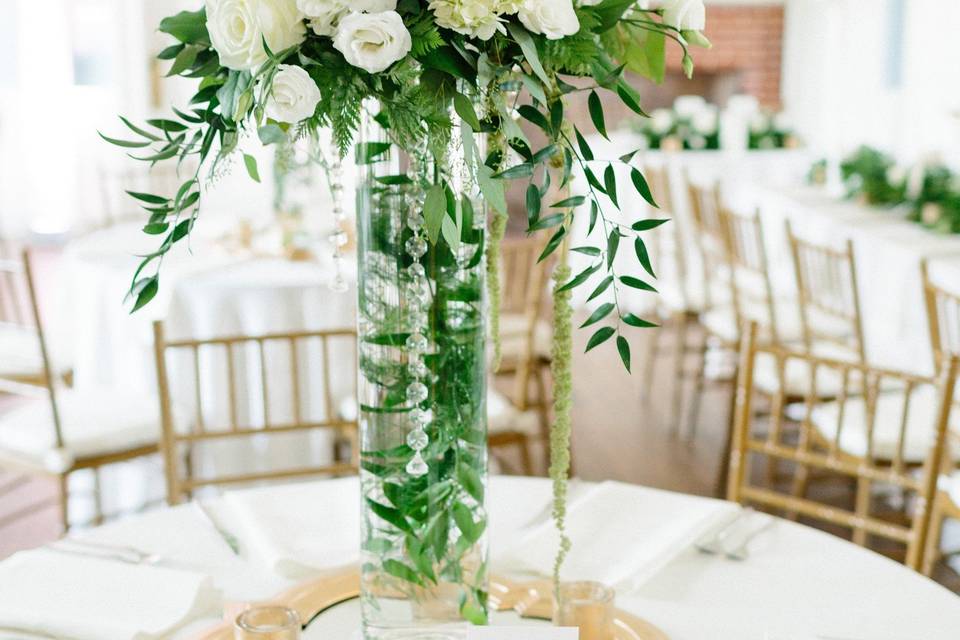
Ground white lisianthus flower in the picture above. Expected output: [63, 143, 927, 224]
[266, 64, 322, 123]
[518, 0, 580, 40]
[206, 0, 306, 71]
[354, 0, 397, 9]
[333, 11, 412, 74]
[580, 0, 649, 5]
[659, 0, 706, 31]
[298, 0, 347, 36]
[429, 0, 508, 40]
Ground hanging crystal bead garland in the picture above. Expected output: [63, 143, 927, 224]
[323, 137, 349, 293]
[403, 154, 432, 477]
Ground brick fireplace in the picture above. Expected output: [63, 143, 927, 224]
[663, 3, 785, 109]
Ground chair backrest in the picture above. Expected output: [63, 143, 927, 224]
[728, 322, 959, 570]
[922, 261, 960, 377]
[645, 163, 690, 306]
[95, 163, 192, 230]
[786, 222, 867, 364]
[0, 244, 63, 446]
[499, 234, 555, 408]
[153, 321, 359, 504]
[684, 176, 726, 309]
[717, 207, 780, 342]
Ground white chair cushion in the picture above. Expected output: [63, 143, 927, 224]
[0, 388, 160, 470]
[488, 388, 540, 436]
[938, 471, 960, 506]
[0, 326, 46, 379]
[810, 386, 950, 462]
[498, 313, 552, 361]
[0, 325, 71, 380]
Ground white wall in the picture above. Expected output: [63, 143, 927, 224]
[782, 0, 960, 165]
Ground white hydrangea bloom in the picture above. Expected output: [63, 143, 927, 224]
[429, 0, 509, 41]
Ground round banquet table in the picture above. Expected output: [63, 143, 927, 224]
[18, 476, 960, 640]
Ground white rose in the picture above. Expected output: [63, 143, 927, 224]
[429, 0, 508, 40]
[266, 64, 322, 123]
[518, 0, 580, 40]
[206, 0, 306, 71]
[333, 11, 412, 74]
[659, 0, 706, 31]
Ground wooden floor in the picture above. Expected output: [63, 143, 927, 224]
[2, 310, 959, 594]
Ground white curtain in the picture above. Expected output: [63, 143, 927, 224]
[0, 0, 148, 238]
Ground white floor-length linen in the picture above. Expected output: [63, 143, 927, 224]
[5, 476, 959, 640]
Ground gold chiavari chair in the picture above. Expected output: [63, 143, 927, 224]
[0, 247, 159, 531]
[493, 234, 556, 474]
[920, 262, 960, 575]
[153, 322, 360, 505]
[786, 222, 867, 365]
[640, 165, 710, 434]
[649, 176, 732, 441]
[729, 322, 960, 570]
[94, 162, 192, 230]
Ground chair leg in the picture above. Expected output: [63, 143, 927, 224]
[922, 493, 948, 577]
[714, 362, 740, 498]
[685, 325, 708, 440]
[853, 477, 871, 547]
[57, 473, 70, 535]
[518, 435, 534, 477]
[670, 312, 690, 437]
[92, 467, 105, 527]
[641, 319, 665, 405]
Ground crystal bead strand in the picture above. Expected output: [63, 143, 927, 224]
[325, 138, 349, 293]
[403, 180, 431, 478]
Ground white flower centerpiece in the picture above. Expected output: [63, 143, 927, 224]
[102, 0, 708, 636]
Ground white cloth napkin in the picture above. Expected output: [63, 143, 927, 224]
[495, 481, 737, 592]
[222, 477, 360, 579]
[0, 548, 219, 640]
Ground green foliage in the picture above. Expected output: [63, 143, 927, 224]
[103, 0, 706, 595]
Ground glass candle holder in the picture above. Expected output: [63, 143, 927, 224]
[234, 606, 302, 640]
[553, 581, 615, 640]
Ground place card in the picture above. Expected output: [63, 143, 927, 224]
[467, 628, 578, 639]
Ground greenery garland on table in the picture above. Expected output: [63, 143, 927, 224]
[836, 145, 960, 234]
[100, 0, 709, 588]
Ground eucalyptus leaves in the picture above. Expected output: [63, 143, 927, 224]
[101, 0, 708, 624]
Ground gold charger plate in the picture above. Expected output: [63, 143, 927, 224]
[193, 567, 668, 640]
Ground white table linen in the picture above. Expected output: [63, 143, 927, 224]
[0, 548, 219, 640]
[222, 477, 359, 579]
[496, 481, 736, 592]
[9, 477, 958, 640]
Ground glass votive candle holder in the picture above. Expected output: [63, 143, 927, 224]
[553, 581, 615, 640]
[234, 605, 302, 640]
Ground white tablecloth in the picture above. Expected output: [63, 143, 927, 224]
[10, 477, 959, 640]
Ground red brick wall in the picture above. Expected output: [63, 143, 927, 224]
[666, 4, 785, 108]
